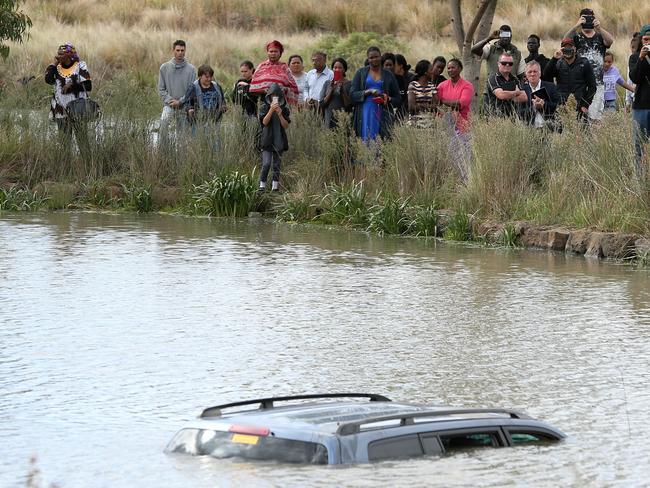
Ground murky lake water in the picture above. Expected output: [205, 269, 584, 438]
[1, 212, 649, 487]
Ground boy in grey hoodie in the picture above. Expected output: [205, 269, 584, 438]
[157, 40, 196, 122]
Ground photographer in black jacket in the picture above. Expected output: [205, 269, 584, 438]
[544, 38, 597, 120]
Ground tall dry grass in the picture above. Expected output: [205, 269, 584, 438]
[20, 0, 650, 37]
[2, 0, 646, 97]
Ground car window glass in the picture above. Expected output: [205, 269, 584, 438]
[165, 428, 328, 464]
[509, 431, 557, 445]
[368, 434, 423, 462]
[440, 432, 499, 452]
[419, 434, 443, 455]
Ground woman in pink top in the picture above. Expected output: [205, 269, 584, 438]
[436, 58, 474, 134]
[435, 58, 474, 180]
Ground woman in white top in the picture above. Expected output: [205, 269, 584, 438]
[288, 54, 308, 106]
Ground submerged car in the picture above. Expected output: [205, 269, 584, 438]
[165, 393, 565, 464]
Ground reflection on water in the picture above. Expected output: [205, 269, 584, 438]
[1, 212, 649, 487]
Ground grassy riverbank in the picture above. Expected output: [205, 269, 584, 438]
[1, 106, 648, 239]
[0, 1, 648, 259]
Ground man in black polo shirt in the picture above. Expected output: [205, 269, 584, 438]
[486, 53, 529, 117]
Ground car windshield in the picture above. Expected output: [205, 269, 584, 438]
[165, 428, 328, 464]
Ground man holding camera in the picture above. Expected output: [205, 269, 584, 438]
[472, 25, 525, 78]
[629, 24, 650, 178]
[544, 38, 597, 120]
[472, 25, 525, 112]
[564, 8, 614, 121]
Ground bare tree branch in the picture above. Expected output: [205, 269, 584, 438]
[450, 0, 465, 54]
[476, 0, 497, 40]
[464, 0, 497, 45]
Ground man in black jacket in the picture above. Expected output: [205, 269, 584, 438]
[522, 61, 560, 129]
[544, 38, 597, 120]
[629, 24, 650, 178]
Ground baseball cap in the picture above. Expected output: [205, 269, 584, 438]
[561, 38, 575, 47]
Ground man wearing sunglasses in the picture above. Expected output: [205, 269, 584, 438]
[471, 25, 525, 78]
[544, 38, 597, 120]
[485, 54, 528, 117]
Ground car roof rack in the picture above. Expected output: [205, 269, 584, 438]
[336, 408, 530, 435]
[200, 393, 392, 418]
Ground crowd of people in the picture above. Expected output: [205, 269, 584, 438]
[45, 7, 650, 190]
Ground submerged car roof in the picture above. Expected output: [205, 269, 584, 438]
[189, 393, 539, 435]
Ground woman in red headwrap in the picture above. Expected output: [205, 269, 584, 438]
[249, 40, 299, 105]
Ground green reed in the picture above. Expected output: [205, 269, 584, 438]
[189, 170, 258, 217]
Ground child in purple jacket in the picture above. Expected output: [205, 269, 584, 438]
[602, 51, 635, 112]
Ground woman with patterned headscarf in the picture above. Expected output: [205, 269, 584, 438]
[249, 40, 299, 105]
[44, 43, 92, 133]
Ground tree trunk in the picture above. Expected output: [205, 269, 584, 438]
[449, 0, 498, 110]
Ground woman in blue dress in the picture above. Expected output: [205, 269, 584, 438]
[350, 47, 401, 143]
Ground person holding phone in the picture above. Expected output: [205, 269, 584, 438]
[564, 8, 614, 121]
[258, 83, 291, 192]
[350, 46, 401, 143]
[232, 60, 257, 117]
[321, 58, 352, 129]
[629, 24, 650, 179]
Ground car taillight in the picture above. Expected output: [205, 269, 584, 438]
[229, 425, 270, 436]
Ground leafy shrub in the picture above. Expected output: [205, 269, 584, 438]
[315, 32, 404, 69]
[444, 209, 472, 242]
[407, 203, 438, 237]
[190, 170, 257, 217]
[499, 223, 519, 248]
[274, 193, 316, 222]
[318, 180, 368, 226]
[0, 186, 47, 211]
[123, 182, 153, 213]
[366, 194, 410, 235]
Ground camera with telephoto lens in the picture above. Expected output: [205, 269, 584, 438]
[582, 15, 594, 29]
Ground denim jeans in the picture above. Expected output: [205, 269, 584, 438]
[261, 150, 281, 183]
[632, 108, 650, 179]
[603, 99, 617, 113]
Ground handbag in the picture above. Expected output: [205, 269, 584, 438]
[66, 78, 100, 121]
[66, 97, 100, 121]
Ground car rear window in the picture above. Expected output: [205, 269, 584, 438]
[508, 431, 559, 445]
[368, 433, 443, 462]
[165, 428, 328, 464]
[440, 432, 501, 452]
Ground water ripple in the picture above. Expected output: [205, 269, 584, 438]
[0, 212, 649, 487]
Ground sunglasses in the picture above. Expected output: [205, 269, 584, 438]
[500, 61, 514, 66]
